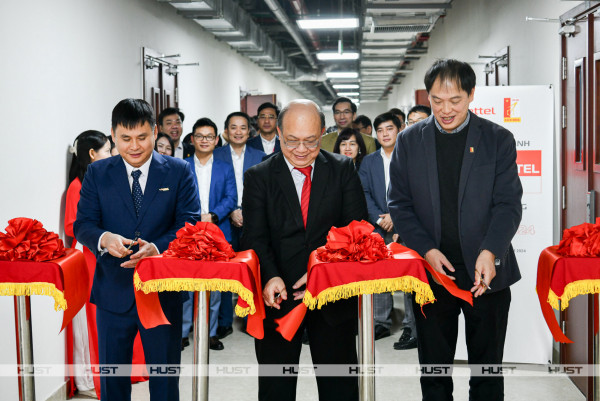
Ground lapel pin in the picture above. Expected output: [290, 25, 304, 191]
[469, 147, 474, 153]
[159, 188, 170, 191]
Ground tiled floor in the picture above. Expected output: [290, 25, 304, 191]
[72, 293, 585, 400]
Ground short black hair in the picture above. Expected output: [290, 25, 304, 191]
[158, 107, 185, 126]
[374, 112, 403, 131]
[192, 118, 218, 136]
[424, 59, 476, 94]
[408, 105, 432, 117]
[155, 132, 175, 155]
[333, 128, 367, 168]
[257, 102, 279, 116]
[388, 108, 406, 123]
[332, 97, 357, 114]
[278, 101, 325, 131]
[224, 111, 250, 130]
[353, 115, 372, 129]
[111, 99, 155, 132]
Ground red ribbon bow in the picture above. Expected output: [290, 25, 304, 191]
[0, 217, 66, 262]
[163, 221, 235, 261]
[316, 220, 392, 263]
[557, 218, 600, 257]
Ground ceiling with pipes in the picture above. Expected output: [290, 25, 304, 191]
[159, 0, 452, 105]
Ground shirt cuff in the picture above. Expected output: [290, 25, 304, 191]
[150, 243, 160, 255]
[376, 217, 383, 226]
[98, 232, 108, 255]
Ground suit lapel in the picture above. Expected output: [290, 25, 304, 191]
[273, 153, 304, 230]
[243, 146, 253, 173]
[458, 114, 481, 207]
[422, 121, 442, 243]
[108, 157, 137, 221]
[306, 152, 328, 234]
[138, 153, 168, 222]
[209, 160, 219, 211]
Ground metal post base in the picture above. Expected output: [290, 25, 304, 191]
[192, 291, 210, 401]
[14, 295, 35, 401]
[358, 294, 375, 401]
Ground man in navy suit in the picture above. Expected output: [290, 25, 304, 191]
[213, 111, 265, 338]
[182, 117, 237, 351]
[247, 102, 281, 155]
[74, 98, 201, 401]
[388, 59, 522, 400]
[358, 112, 403, 342]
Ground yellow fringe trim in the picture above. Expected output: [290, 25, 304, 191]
[0, 282, 67, 311]
[134, 272, 255, 316]
[303, 277, 435, 310]
[547, 279, 600, 311]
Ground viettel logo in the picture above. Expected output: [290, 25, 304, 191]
[504, 98, 522, 123]
[516, 150, 541, 176]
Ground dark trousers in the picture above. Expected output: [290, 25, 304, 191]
[96, 293, 183, 401]
[413, 268, 511, 401]
[255, 307, 358, 401]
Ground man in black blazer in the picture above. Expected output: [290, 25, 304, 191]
[242, 100, 368, 401]
[388, 59, 522, 401]
[246, 102, 282, 155]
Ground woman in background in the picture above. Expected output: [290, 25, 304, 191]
[155, 132, 174, 156]
[333, 127, 367, 170]
[65, 131, 147, 399]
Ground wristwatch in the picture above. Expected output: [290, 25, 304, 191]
[209, 212, 218, 224]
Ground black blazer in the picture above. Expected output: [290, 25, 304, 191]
[242, 150, 368, 324]
[388, 113, 523, 291]
[247, 134, 281, 154]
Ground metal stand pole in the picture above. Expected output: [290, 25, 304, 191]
[358, 294, 375, 401]
[594, 293, 599, 401]
[192, 291, 210, 401]
[14, 296, 35, 401]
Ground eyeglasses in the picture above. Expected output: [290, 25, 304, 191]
[258, 114, 277, 120]
[282, 137, 321, 149]
[193, 134, 216, 142]
[333, 110, 353, 116]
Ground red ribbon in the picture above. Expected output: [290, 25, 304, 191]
[557, 217, 600, 257]
[0, 217, 66, 262]
[163, 221, 236, 261]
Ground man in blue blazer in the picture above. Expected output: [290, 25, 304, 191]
[74, 99, 201, 401]
[247, 102, 281, 155]
[358, 112, 404, 343]
[388, 59, 522, 400]
[183, 117, 237, 350]
[213, 111, 265, 338]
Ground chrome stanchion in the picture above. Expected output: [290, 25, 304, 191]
[14, 295, 35, 401]
[358, 294, 375, 401]
[192, 291, 210, 401]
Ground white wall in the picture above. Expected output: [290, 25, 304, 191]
[0, 0, 303, 399]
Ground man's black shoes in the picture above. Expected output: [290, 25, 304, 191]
[393, 328, 417, 350]
[374, 325, 391, 341]
[210, 336, 224, 351]
[216, 325, 233, 339]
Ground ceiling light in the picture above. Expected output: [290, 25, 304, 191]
[333, 84, 360, 89]
[316, 52, 360, 61]
[326, 72, 359, 79]
[297, 18, 359, 30]
[337, 92, 360, 96]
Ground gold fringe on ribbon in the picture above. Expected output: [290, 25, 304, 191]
[303, 277, 435, 310]
[547, 279, 600, 311]
[134, 272, 255, 316]
[0, 282, 67, 311]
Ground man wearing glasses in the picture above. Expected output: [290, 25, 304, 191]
[247, 102, 282, 155]
[242, 100, 368, 401]
[320, 97, 376, 154]
[158, 107, 193, 159]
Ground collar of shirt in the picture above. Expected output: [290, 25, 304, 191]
[123, 154, 152, 192]
[194, 154, 213, 168]
[261, 135, 277, 145]
[434, 111, 471, 134]
[230, 144, 245, 160]
[380, 147, 392, 162]
[283, 156, 315, 178]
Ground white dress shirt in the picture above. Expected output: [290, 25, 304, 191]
[174, 141, 184, 159]
[377, 149, 393, 226]
[194, 155, 213, 214]
[230, 146, 245, 207]
[283, 156, 315, 203]
[260, 135, 278, 155]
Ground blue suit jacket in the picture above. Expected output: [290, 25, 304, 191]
[184, 156, 238, 242]
[247, 134, 281, 154]
[388, 113, 523, 291]
[359, 151, 394, 238]
[74, 151, 201, 313]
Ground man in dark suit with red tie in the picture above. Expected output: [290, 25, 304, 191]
[242, 100, 368, 401]
[74, 99, 201, 400]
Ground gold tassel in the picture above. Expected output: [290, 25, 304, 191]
[549, 279, 600, 310]
[0, 282, 67, 311]
[303, 277, 435, 310]
[134, 274, 256, 315]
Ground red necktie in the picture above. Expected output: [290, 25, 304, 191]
[295, 166, 312, 228]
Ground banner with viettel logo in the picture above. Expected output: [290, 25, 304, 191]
[455, 85, 554, 365]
